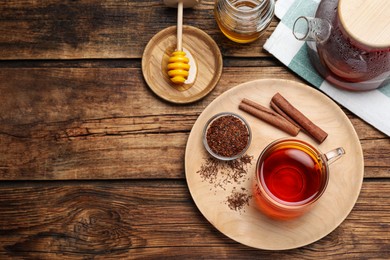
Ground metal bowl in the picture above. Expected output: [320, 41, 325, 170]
[202, 112, 252, 161]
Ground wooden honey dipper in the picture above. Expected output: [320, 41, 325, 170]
[164, 0, 199, 85]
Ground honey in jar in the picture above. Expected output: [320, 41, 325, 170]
[214, 0, 275, 44]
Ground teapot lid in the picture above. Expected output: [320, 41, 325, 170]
[338, 0, 390, 49]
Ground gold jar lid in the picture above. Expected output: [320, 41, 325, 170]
[338, 0, 390, 49]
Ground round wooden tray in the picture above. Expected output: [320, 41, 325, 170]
[185, 79, 364, 250]
[142, 25, 223, 104]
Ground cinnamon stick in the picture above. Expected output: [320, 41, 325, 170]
[270, 100, 301, 130]
[239, 99, 300, 136]
[271, 93, 328, 143]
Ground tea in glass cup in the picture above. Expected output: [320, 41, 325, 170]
[253, 138, 345, 220]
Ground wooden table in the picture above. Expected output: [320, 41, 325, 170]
[0, 1, 389, 258]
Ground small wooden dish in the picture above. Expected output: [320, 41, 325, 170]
[142, 25, 223, 104]
[185, 79, 364, 250]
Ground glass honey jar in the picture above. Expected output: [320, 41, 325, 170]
[214, 0, 275, 44]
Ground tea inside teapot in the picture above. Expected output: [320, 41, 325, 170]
[293, 0, 390, 91]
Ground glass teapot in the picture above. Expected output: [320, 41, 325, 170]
[293, 0, 390, 91]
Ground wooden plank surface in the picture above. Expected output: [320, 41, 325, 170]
[0, 0, 275, 59]
[0, 67, 388, 180]
[0, 181, 388, 259]
[1, 0, 389, 258]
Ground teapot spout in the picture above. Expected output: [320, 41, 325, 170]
[293, 16, 331, 43]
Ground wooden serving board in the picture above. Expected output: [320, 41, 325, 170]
[185, 79, 364, 250]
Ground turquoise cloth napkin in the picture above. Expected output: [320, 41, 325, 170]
[264, 0, 390, 136]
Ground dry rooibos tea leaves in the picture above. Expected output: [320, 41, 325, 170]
[226, 187, 252, 211]
[197, 154, 254, 212]
[206, 115, 249, 158]
[197, 154, 253, 190]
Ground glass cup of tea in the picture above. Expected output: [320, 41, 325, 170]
[253, 138, 345, 220]
[214, 0, 275, 44]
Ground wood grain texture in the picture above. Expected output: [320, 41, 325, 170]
[0, 0, 276, 59]
[0, 68, 388, 180]
[339, 0, 390, 48]
[0, 0, 389, 258]
[0, 181, 388, 259]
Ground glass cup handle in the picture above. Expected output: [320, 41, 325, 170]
[324, 147, 345, 165]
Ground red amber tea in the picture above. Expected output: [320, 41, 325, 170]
[261, 145, 324, 203]
[254, 139, 331, 220]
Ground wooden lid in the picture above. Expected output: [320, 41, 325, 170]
[338, 0, 390, 49]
